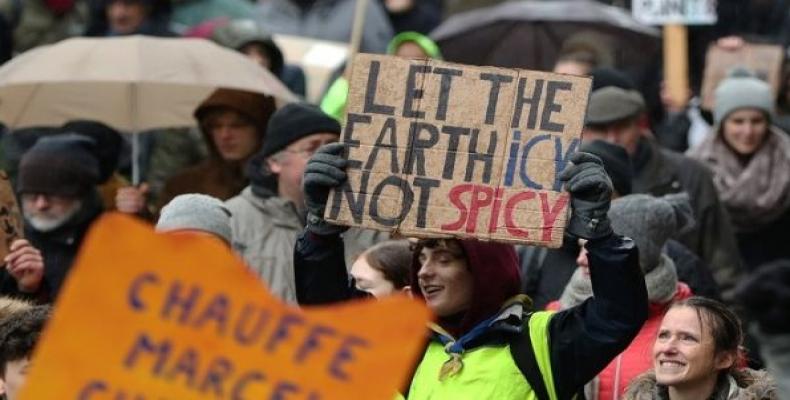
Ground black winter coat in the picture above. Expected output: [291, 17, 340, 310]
[294, 231, 648, 400]
[0, 193, 102, 302]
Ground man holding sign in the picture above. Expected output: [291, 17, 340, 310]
[293, 55, 649, 399]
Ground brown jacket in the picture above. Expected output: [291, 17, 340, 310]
[157, 158, 247, 208]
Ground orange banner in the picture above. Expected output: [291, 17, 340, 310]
[19, 214, 431, 400]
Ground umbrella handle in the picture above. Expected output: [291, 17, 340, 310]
[132, 133, 140, 186]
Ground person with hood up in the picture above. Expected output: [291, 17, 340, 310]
[211, 19, 306, 97]
[688, 68, 790, 271]
[116, 88, 275, 215]
[294, 145, 649, 399]
[624, 296, 778, 400]
[549, 193, 696, 400]
[320, 31, 442, 121]
[583, 74, 743, 301]
[0, 134, 103, 302]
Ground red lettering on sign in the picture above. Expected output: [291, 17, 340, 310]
[441, 184, 570, 243]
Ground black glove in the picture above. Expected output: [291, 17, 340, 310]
[559, 152, 613, 240]
[303, 142, 349, 236]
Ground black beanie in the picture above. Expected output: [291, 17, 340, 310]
[17, 134, 101, 197]
[62, 120, 123, 183]
[258, 103, 340, 159]
[579, 140, 633, 196]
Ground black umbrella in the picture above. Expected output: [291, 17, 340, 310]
[431, 0, 660, 72]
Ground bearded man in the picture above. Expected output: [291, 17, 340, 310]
[0, 134, 103, 301]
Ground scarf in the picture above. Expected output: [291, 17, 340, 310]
[689, 127, 790, 232]
[559, 254, 678, 309]
[430, 314, 499, 380]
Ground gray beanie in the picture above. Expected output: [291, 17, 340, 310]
[609, 193, 695, 272]
[714, 67, 774, 125]
[156, 194, 233, 245]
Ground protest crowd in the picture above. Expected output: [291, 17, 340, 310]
[0, 0, 787, 399]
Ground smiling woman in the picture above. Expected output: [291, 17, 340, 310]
[624, 297, 778, 400]
[688, 68, 790, 271]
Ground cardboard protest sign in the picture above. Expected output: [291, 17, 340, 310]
[633, 0, 717, 25]
[701, 43, 784, 110]
[0, 171, 23, 259]
[325, 54, 592, 247]
[19, 214, 431, 400]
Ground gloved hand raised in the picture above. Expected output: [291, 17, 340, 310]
[560, 152, 614, 240]
[303, 142, 349, 236]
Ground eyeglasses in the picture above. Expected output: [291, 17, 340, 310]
[281, 139, 338, 158]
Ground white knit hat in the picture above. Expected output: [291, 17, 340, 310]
[156, 194, 233, 244]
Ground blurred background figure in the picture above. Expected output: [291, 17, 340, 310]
[255, 0, 394, 54]
[86, 0, 175, 37]
[211, 18, 306, 97]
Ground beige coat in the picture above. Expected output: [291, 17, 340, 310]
[226, 187, 388, 304]
[226, 187, 303, 303]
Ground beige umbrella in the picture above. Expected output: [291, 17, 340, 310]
[0, 35, 297, 182]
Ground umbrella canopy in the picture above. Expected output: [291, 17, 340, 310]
[0, 35, 297, 131]
[431, 0, 660, 71]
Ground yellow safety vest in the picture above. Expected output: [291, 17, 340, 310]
[406, 311, 556, 400]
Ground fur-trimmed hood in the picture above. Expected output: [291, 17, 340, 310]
[624, 369, 777, 400]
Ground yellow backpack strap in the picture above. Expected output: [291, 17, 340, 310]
[509, 311, 558, 400]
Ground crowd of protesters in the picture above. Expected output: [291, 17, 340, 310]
[0, 0, 786, 399]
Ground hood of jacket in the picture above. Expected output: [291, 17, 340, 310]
[411, 239, 522, 337]
[386, 31, 443, 58]
[626, 369, 777, 400]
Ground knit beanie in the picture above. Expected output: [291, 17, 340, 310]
[194, 88, 275, 136]
[258, 103, 340, 159]
[62, 120, 123, 183]
[609, 193, 695, 273]
[17, 134, 100, 197]
[714, 67, 774, 125]
[156, 194, 233, 245]
[580, 140, 633, 196]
